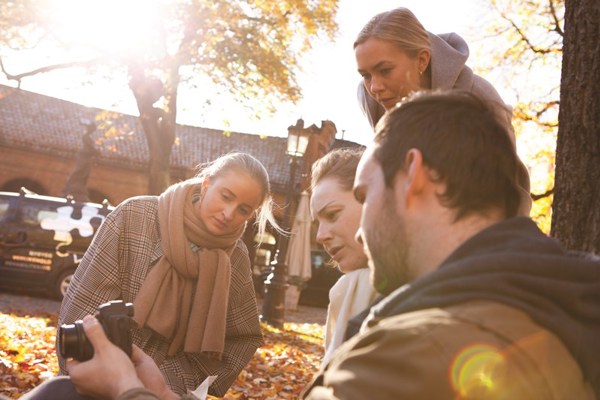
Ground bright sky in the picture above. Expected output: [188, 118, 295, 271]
[0, 0, 487, 146]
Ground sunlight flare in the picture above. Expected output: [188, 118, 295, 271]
[44, 0, 161, 57]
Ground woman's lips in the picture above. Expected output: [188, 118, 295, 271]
[328, 246, 343, 261]
[213, 217, 228, 229]
[379, 97, 398, 109]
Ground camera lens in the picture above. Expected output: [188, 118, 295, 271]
[58, 321, 94, 361]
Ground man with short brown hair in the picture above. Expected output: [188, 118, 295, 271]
[303, 90, 599, 399]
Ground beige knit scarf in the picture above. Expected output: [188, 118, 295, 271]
[133, 178, 244, 357]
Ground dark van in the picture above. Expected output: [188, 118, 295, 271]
[0, 188, 113, 299]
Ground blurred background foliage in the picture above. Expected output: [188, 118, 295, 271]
[475, 0, 564, 234]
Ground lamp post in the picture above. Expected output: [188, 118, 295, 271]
[261, 123, 310, 327]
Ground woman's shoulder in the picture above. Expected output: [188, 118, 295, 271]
[113, 196, 159, 214]
[107, 196, 160, 226]
[233, 238, 249, 257]
[230, 239, 251, 270]
[346, 268, 370, 279]
[331, 268, 369, 291]
[470, 74, 507, 104]
[342, 268, 371, 284]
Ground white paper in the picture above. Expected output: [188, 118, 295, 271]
[189, 375, 218, 400]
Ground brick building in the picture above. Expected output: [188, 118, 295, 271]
[0, 84, 361, 205]
[0, 84, 362, 298]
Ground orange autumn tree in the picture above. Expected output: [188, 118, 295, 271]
[474, 0, 564, 233]
[0, 0, 339, 194]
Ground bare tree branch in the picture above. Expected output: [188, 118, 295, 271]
[531, 188, 554, 201]
[505, 16, 553, 54]
[549, 0, 564, 37]
[0, 57, 101, 85]
[515, 100, 560, 128]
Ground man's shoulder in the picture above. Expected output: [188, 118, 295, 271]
[360, 301, 593, 399]
[375, 300, 548, 341]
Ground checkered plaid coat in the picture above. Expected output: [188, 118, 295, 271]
[57, 196, 262, 396]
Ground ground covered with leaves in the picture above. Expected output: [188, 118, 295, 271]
[0, 311, 324, 399]
[0, 312, 59, 398]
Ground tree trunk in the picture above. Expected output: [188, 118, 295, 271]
[63, 122, 98, 202]
[551, 0, 600, 252]
[128, 64, 178, 195]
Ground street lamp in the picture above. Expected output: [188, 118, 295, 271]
[261, 122, 310, 327]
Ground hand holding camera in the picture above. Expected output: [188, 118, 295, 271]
[59, 300, 134, 361]
[59, 301, 179, 400]
[65, 314, 144, 399]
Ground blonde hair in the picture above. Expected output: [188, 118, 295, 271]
[354, 7, 430, 57]
[311, 148, 364, 192]
[196, 152, 283, 242]
[354, 8, 431, 129]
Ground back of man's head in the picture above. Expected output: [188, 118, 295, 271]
[373, 90, 521, 220]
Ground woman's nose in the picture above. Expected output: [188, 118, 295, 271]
[369, 75, 384, 94]
[222, 205, 235, 220]
[315, 224, 332, 244]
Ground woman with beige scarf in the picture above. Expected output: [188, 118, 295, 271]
[57, 152, 282, 397]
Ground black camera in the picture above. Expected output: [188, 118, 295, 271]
[59, 300, 134, 361]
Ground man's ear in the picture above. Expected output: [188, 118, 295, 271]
[393, 149, 427, 209]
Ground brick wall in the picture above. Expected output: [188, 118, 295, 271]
[0, 146, 186, 206]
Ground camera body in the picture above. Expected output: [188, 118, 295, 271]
[59, 300, 134, 361]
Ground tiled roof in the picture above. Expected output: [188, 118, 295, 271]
[0, 84, 361, 193]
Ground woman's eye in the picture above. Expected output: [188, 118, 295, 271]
[379, 68, 391, 76]
[325, 210, 339, 222]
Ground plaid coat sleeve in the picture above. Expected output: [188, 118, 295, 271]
[57, 196, 148, 372]
[57, 197, 262, 396]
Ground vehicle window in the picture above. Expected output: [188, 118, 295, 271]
[21, 202, 59, 226]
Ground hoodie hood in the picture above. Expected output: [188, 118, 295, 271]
[430, 32, 473, 90]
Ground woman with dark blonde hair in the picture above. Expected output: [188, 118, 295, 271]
[354, 7, 531, 214]
[310, 148, 377, 365]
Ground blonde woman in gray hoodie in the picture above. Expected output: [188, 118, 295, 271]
[354, 7, 531, 214]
